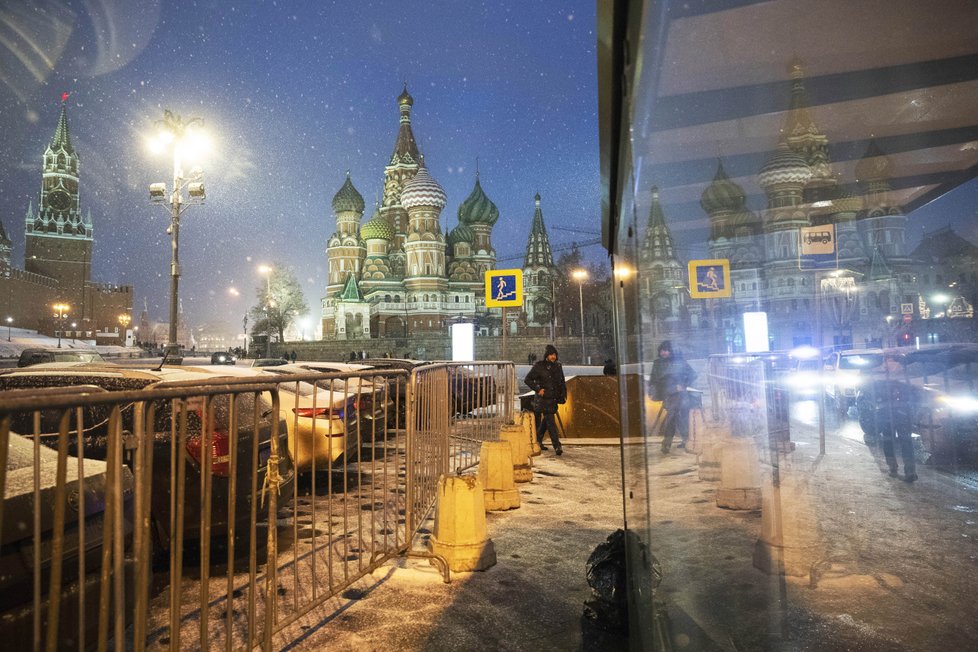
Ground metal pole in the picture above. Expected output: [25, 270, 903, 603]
[816, 271, 825, 455]
[578, 280, 585, 363]
[502, 307, 508, 361]
[167, 153, 182, 357]
[265, 275, 272, 358]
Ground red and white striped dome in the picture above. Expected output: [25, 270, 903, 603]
[400, 165, 447, 210]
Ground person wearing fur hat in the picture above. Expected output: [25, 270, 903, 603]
[649, 340, 696, 453]
[524, 344, 567, 455]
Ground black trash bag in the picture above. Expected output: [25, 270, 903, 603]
[582, 529, 663, 643]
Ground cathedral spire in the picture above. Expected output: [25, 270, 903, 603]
[524, 193, 554, 268]
[643, 187, 678, 262]
[50, 96, 75, 154]
[391, 85, 420, 164]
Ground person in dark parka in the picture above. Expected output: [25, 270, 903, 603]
[649, 340, 696, 453]
[524, 344, 567, 455]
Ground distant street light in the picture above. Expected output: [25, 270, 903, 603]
[5, 316, 12, 341]
[148, 109, 210, 358]
[572, 269, 588, 363]
[52, 303, 70, 348]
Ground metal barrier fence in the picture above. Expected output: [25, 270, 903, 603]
[405, 361, 516, 537]
[707, 354, 791, 449]
[0, 360, 513, 651]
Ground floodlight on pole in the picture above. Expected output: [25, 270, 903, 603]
[5, 316, 12, 341]
[572, 269, 588, 363]
[52, 303, 70, 348]
[148, 109, 210, 358]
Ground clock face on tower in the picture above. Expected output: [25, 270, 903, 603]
[48, 189, 71, 211]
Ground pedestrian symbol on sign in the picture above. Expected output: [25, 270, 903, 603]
[485, 269, 523, 308]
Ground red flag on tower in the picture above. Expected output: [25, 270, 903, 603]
[61, 91, 69, 102]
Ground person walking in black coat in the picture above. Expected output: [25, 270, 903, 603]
[865, 356, 919, 482]
[524, 344, 567, 455]
[649, 340, 696, 453]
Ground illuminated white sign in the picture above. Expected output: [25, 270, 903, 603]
[743, 312, 769, 353]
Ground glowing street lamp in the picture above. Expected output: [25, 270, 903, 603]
[148, 109, 211, 357]
[572, 269, 588, 363]
[52, 303, 70, 348]
[5, 316, 12, 341]
[119, 313, 131, 345]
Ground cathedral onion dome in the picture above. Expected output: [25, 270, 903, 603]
[700, 161, 746, 214]
[854, 139, 893, 183]
[457, 176, 499, 226]
[448, 222, 475, 246]
[397, 86, 414, 108]
[832, 183, 863, 214]
[331, 172, 365, 214]
[361, 215, 394, 241]
[758, 142, 812, 188]
[400, 163, 447, 210]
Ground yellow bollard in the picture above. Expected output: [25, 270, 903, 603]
[523, 411, 542, 456]
[499, 422, 533, 483]
[429, 474, 497, 572]
[479, 440, 521, 510]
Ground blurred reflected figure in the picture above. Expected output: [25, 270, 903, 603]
[649, 340, 696, 453]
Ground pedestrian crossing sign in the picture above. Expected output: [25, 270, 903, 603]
[485, 269, 523, 308]
[688, 259, 732, 298]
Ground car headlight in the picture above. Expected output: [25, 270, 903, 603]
[938, 395, 978, 414]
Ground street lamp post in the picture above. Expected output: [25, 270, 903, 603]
[259, 265, 273, 357]
[149, 109, 209, 358]
[572, 269, 588, 363]
[5, 316, 11, 342]
[52, 303, 70, 348]
[119, 313, 131, 346]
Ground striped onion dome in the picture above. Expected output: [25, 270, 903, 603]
[700, 161, 746, 214]
[400, 164, 446, 210]
[758, 142, 811, 188]
[832, 185, 863, 214]
[457, 176, 499, 226]
[448, 222, 475, 246]
[331, 172, 365, 214]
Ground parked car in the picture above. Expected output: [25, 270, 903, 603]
[0, 365, 294, 559]
[1, 431, 134, 644]
[823, 349, 884, 416]
[17, 347, 106, 367]
[358, 359, 500, 421]
[855, 344, 978, 462]
[210, 351, 236, 365]
[187, 364, 389, 471]
[250, 358, 288, 367]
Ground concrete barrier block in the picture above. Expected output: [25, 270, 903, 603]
[429, 474, 497, 572]
[499, 422, 533, 483]
[523, 412, 542, 457]
[715, 438, 761, 510]
[479, 440, 520, 510]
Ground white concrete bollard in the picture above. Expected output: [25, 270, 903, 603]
[753, 461, 821, 577]
[429, 474, 497, 572]
[715, 437, 762, 510]
[479, 440, 521, 510]
[499, 422, 533, 483]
